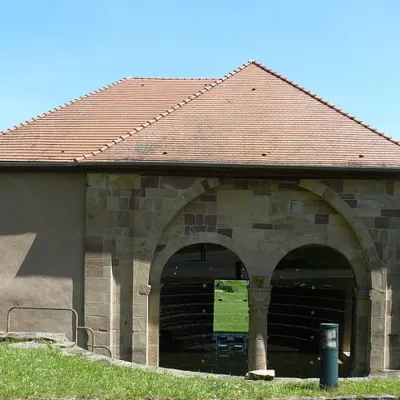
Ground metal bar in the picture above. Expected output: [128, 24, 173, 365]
[6, 306, 111, 358]
[6, 306, 79, 344]
[94, 345, 112, 358]
[77, 326, 95, 352]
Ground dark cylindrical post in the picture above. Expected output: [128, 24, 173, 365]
[319, 323, 339, 390]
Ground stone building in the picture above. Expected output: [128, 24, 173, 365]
[1, 60, 400, 377]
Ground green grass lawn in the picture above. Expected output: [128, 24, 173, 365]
[214, 280, 248, 332]
[1, 343, 400, 399]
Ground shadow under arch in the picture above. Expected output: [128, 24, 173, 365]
[148, 232, 255, 372]
[149, 232, 256, 285]
[266, 233, 372, 377]
[267, 233, 371, 290]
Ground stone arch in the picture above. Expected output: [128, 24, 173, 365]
[267, 232, 373, 376]
[140, 177, 220, 264]
[298, 179, 383, 291]
[267, 232, 370, 290]
[298, 180, 388, 374]
[147, 231, 255, 367]
[136, 178, 221, 366]
[149, 232, 256, 285]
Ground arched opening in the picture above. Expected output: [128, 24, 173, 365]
[159, 243, 249, 375]
[268, 245, 355, 378]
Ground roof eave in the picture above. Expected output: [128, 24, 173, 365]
[81, 160, 400, 172]
[1, 160, 400, 178]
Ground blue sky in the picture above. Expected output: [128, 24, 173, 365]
[1, 0, 399, 139]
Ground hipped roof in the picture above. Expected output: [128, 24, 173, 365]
[1, 61, 399, 171]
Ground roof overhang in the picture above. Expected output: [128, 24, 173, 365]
[1, 160, 400, 179]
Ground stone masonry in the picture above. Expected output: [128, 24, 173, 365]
[85, 173, 399, 375]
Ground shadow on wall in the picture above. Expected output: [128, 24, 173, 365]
[0, 173, 86, 342]
[388, 272, 400, 370]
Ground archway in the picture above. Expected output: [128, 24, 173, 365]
[268, 245, 356, 378]
[158, 243, 249, 375]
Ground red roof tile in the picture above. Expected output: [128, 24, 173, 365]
[0, 77, 216, 162]
[81, 61, 400, 168]
[2, 61, 400, 169]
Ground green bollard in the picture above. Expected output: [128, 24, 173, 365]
[319, 323, 339, 390]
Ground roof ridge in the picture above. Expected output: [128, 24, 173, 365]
[74, 61, 253, 162]
[126, 76, 218, 80]
[251, 61, 400, 147]
[0, 77, 130, 136]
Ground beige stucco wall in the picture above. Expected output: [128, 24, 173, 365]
[0, 172, 86, 341]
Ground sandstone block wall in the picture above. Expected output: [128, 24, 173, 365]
[85, 173, 400, 373]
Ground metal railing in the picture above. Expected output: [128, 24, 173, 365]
[5, 306, 112, 357]
[6, 306, 79, 341]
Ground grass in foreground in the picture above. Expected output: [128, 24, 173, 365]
[1, 343, 400, 399]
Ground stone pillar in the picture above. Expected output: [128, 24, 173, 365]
[351, 288, 371, 376]
[247, 276, 270, 371]
[84, 237, 113, 355]
[147, 284, 163, 366]
[369, 288, 387, 373]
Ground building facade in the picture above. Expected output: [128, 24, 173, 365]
[1, 61, 400, 376]
[84, 173, 399, 375]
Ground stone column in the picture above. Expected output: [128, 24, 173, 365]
[369, 288, 387, 373]
[132, 258, 152, 364]
[247, 276, 271, 371]
[147, 284, 163, 366]
[351, 288, 371, 376]
[84, 237, 113, 355]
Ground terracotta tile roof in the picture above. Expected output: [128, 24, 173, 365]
[80, 61, 400, 168]
[2, 60, 400, 169]
[0, 77, 216, 162]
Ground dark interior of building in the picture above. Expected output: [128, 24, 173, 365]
[269, 245, 355, 377]
[159, 243, 355, 377]
[159, 243, 249, 375]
